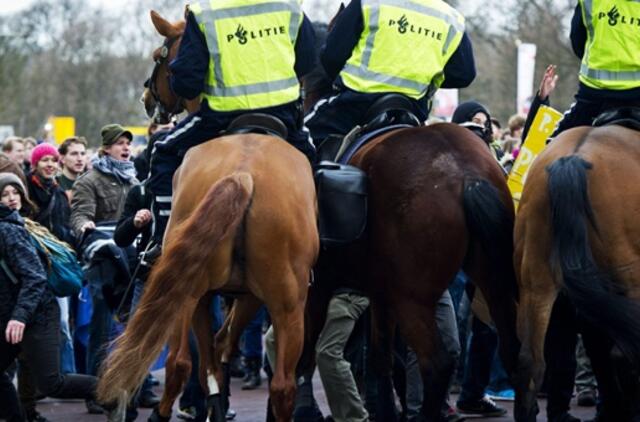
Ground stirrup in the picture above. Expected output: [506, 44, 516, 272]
[140, 242, 162, 267]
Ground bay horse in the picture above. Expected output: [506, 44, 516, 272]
[513, 124, 640, 421]
[300, 59, 520, 422]
[96, 10, 319, 422]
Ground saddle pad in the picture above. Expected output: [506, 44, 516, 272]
[337, 124, 412, 165]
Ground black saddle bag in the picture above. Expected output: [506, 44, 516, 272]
[314, 161, 368, 246]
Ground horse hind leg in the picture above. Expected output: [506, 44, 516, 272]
[150, 298, 198, 422]
[513, 266, 558, 422]
[267, 282, 306, 421]
[395, 295, 456, 422]
[197, 294, 262, 421]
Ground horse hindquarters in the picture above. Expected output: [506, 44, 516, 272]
[547, 154, 640, 419]
[97, 172, 254, 405]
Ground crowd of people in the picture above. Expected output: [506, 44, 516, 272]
[1, 0, 636, 420]
[0, 80, 600, 422]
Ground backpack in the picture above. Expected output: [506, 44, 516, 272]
[23, 219, 83, 297]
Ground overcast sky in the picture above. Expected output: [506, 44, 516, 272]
[0, 0, 479, 21]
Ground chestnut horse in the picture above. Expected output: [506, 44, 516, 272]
[513, 125, 640, 421]
[97, 11, 319, 422]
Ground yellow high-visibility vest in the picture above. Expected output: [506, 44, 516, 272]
[190, 0, 303, 111]
[339, 0, 465, 100]
[578, 0, 640, 90]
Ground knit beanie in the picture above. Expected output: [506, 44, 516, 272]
[101, 124, 132, 147]
[0, 172, 27, 199]
[31, 143, 60, 168]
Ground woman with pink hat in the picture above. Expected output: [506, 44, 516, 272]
[26, 143, 74, 246]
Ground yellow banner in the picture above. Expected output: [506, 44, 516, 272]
[507, 105, 562, 210]
[47, 116, 76, 145]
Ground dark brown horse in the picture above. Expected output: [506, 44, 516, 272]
[298, 100, 521, 420]
[513, 125, 640, 421]
[97, 11, 319, 422]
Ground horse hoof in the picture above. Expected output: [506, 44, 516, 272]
[147, 407, 171, 422]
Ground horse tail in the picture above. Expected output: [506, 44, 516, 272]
[547, 155, 640, 366]
[462, 177, 517, 294]
[97, 172, 254, 403]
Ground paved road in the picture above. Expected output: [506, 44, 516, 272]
[37, 370, 597, 421]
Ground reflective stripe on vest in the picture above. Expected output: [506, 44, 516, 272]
[339, 0, 465, 99]
[192, 0, 302, 111]
[578, 0, 640, 89]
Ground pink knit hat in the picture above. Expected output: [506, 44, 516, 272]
[31, 143, 60, 168]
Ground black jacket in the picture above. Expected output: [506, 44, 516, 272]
[0, 206, 56, 327]
[114, 184, 152, 254]
[28, 174, 74, 246]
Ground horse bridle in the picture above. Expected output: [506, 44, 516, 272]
[144, 35, 184, 124]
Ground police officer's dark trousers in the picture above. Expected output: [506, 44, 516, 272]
[305, 89, 428, 147]
[147, 104, 315, 244]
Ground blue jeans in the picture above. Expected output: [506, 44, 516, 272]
[87, 290, 113, 377]
[242, 306, 266, 359]
[130, 279, 155, 396]
[57, 297, 76, 374]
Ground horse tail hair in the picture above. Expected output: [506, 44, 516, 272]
[462, 177, 520, 372]
[97, 172, 254, 404]
[547, 155, 640, 367]
[462, 177, 518, 297]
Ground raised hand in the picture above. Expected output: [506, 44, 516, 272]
[539, 64, 558, 100]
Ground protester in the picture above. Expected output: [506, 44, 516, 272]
[70, 124, 138, 414]
[0, 172, 97, 422]
[57, 137, 88, 196]
[27, 143, 74, 245]
[2, 137, 26, 170]
[113, 179, 160, 412]
[22, 137, 38, 175]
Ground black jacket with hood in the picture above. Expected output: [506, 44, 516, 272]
[0, 205, 56, 328]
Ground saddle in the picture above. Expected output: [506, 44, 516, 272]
[593, 107, 640, 132]
[314, 94, 420, 246]
[316, 94, 422, 163]
[225, 113, 288, 139]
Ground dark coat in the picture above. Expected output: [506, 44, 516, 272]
[27, 173, 74, 245]
[114, 184, 152, 255]
[0, 206, 56, 328]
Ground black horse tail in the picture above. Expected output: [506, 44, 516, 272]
[462, 177, 520, 372]
[547, 155, 640, 367]
[462, 177, 518, 296]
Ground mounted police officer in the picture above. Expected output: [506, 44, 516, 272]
[305, 0, 476, 145]
[147, 0, 316, 253]
[552, 0, 640, 136]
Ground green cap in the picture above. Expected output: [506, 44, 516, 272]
[101, 124, 133, 147]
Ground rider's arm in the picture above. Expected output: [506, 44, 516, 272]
[570, 4, 586, 59]
[320, 0, 364, 82]
[441, 32, 476, 89]
[170, 11, 208, 101]
[294, 15, 317, 78]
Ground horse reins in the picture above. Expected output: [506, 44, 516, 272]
[144, 35, 184, 123]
